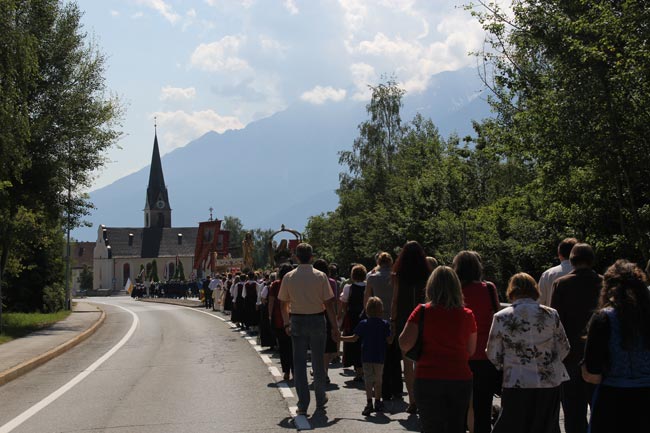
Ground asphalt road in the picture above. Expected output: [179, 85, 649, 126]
[0, 298, 289, 433]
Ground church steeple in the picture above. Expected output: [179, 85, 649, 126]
[144, 123, 171, 228]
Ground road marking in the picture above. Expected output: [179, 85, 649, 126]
[277, 382, 294, 398]
[180, 306, 304, 430]
[0, 303, 139, 433]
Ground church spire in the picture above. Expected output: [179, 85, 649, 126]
[144, 122, 171, 228]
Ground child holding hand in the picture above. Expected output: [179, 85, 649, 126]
[340, 296, 392, 416]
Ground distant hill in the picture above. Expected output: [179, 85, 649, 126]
[73, 68, 493, 241]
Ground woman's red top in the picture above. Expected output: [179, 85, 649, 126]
[461, 281, 499, 361]
[408, 303, 476, 380]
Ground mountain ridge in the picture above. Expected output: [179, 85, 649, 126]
[73, 68, 493, 241]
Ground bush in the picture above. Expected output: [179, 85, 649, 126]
[42, 284, 66, 313]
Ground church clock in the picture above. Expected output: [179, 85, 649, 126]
[156, 200, 165, 209]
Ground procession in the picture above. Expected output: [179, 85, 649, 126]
[138, 237, 650, 433]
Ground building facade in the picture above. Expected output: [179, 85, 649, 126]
[93, 132, 198, 292]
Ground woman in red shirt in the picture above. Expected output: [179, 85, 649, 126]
[453, 250, 500, 433]
[399, 266, 477, 433]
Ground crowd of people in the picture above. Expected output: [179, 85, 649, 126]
[199, 239, 650, 433]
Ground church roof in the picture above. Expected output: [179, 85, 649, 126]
[145, 133, 170, 210]
[102, 227, 198, 258]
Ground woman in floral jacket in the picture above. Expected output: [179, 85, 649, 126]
[486, 273, 570, 433]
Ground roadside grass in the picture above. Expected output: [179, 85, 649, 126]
[0, 310, 71, 344]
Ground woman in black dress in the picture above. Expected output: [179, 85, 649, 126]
[339, 264, 368, 380]
[390, 240, 432, 413]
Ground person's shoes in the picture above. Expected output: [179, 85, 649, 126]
[326, 376, 331, 385]
[406, 403, 418, 414]
[353, 374, 364, 382]
[283, 372, 290, 381]
[375, 400, 385, 412]
[362, 403, 373, 416]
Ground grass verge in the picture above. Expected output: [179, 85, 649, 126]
[0, 310, 72, 345]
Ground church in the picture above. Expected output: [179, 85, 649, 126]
[92, 131, 199, 292]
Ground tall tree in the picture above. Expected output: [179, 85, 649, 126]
[0, 1, 122, 315]
[468, 0, 650, 264]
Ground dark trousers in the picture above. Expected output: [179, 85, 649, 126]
[382, 338, 403, 399]
[493, 387, 562, 433]
[590, 385, 650, 433]
[414, 378, 472, 433]
[274, 327, 293, 374]
[561, 363, 594, 433]
[468, 360, 500, 433]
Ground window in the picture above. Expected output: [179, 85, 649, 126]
[123, 263, 131, 287]
[168, 263, 175, 280]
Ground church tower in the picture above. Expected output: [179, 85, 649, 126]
[144, 128, 171, 228]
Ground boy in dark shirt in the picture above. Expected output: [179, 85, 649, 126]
[340, 296, 392, 416]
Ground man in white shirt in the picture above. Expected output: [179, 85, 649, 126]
[279, 243, 339, 416]
[538, 238, 578, 306]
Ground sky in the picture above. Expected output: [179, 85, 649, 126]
[76, 0, 492, 190]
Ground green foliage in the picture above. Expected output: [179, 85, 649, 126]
[150, 259, 159, 282]
[77, 265, 93, 291]
[310, 2, 650, 289]
[0, 0, 122, 313]
[222, 216, 244, 256]
[468, 0, 650, 266]
[177, 261, 186, 282]
[0, 310, 71, 344]
[42, 284, 65, 313]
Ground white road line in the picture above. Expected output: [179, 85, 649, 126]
[269, 366, 282, 377]
[277, 382, 294, 398]
[0, 303, 139, 433]
[260, 355, 273, 365]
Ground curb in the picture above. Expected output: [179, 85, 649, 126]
[0, 306, 106, 387]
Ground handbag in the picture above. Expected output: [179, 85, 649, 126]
[404, 304, 426, 362]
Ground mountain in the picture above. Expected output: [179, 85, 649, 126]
[73, 68, 493, 241]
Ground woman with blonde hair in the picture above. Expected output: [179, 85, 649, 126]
[486, 273, 570, 433]
[400, 266, 477, 433]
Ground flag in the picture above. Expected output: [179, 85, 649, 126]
[125, 278, 133, 295]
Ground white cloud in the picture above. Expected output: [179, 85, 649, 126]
[338, 0, 368, 35]
[356, 32, 419, 57]
[160, 86, 197, 102]
[284, 0, 299, 15]
[110, 10, 120, 17]
[350, 62, 376, 100]
[152, 110, 245, 151]
[135, 0, 180, 24]
[259, 35, 288, 56]
[190, 36, 251, 72]
[131, 12, 144, 19]
[300, 86, 347, 105]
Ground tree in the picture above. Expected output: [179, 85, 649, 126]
[468, 0, 650, 265]
[149, 260, 159, 282]
[77, 265, 93, 292]
[177, 261, 186, 282]
[0, 0, 122, 316]
[222, 216, 244, 257]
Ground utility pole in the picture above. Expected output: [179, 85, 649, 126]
[64, 141, 72, 310]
